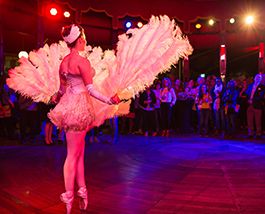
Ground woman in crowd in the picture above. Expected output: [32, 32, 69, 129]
[132, 94, 144, 134]
[152, 81, 162, 135]
[140, 86, 157, 136]
[246, 74, 265, 138]
[18, 95, 40, 144]
[182, 79, 196, 133]
[195, 76, 206, 133]
[40, 103, 56, 145]
[238, 79, 249, 130]
[211, 77, 225, 136]
[160, 77, 176, 136]
[195, 84, 212, 136]
[172, 79, 183, 133]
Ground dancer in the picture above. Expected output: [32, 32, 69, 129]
[48, 24, 120, 213]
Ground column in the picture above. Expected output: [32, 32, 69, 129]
[37, 0, 44, 48]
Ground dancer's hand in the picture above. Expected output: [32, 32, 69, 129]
[50, 92, 61, 104]
[50, 93, 58, 104]
[110, 94, 121, 104]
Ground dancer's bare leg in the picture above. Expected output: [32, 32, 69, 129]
[64, 130, 84, 191]
[61, 130, 84, 213]
[76, 130, 87, 188]
[74, 130, 88, 210]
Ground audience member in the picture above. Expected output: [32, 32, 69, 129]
[246, 74, 265, 138]
[160, 77, 176, 136]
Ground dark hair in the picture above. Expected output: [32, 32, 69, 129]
[198, 84, 208, 99]
[162, 77, 172, 88]
[227, 80, 235, 89]
[61, 24, 84, 48]
[215, 77, 222, 82]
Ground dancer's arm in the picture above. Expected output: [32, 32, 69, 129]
[50, 66, 68, 103]
[79, 58, 118, 104]
[86, 84, 112, 104]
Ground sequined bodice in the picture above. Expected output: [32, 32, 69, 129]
[66, 73, 87, 94]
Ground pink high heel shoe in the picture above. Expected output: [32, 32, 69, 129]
[60, 191, 74, 214]
[77, 186, 88, 210]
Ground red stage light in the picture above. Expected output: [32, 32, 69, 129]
[50, 7, 58, 16]
[220, 45, 226, 77]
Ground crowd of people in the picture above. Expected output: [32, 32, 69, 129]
[120, 73, 265, 139]
[0, 73, 265, 143]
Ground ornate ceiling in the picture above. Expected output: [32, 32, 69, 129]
[1, 0, 264, 75]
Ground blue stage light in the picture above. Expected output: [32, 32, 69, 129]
[125, 21, 132, 29]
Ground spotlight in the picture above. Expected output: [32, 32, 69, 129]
[195, 23, 202, 29]
[208, 19, 215, 26]
[18, 51, 28, 59]
[64, 11, 70, 18]
[245, 15, 254, 25]
[229, 18, 235, 24]
[137, 22, 143, 28]
[220, 54, 226, 60]
[221, 74, 226, 79]
[50, 7, 58, 16]
[125, 21, 132, 29]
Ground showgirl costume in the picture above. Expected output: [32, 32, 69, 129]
[7, 16, 193, 130]
[48, 72, 95, 131]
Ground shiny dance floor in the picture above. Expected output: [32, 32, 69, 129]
[0, 135, 265, 213]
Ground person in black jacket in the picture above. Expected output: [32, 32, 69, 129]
[140, 86, 157, 136]
[222, 80, 239, 137]
[246, 74, 265, 138]
[0, 78, 16, 139]
[211, 77, 226, 136]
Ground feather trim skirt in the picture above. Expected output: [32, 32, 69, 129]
[48, 89, 95, 131]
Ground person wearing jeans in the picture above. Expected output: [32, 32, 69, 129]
[246, 74, 265, 138]
[195, 84, 212, 136]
